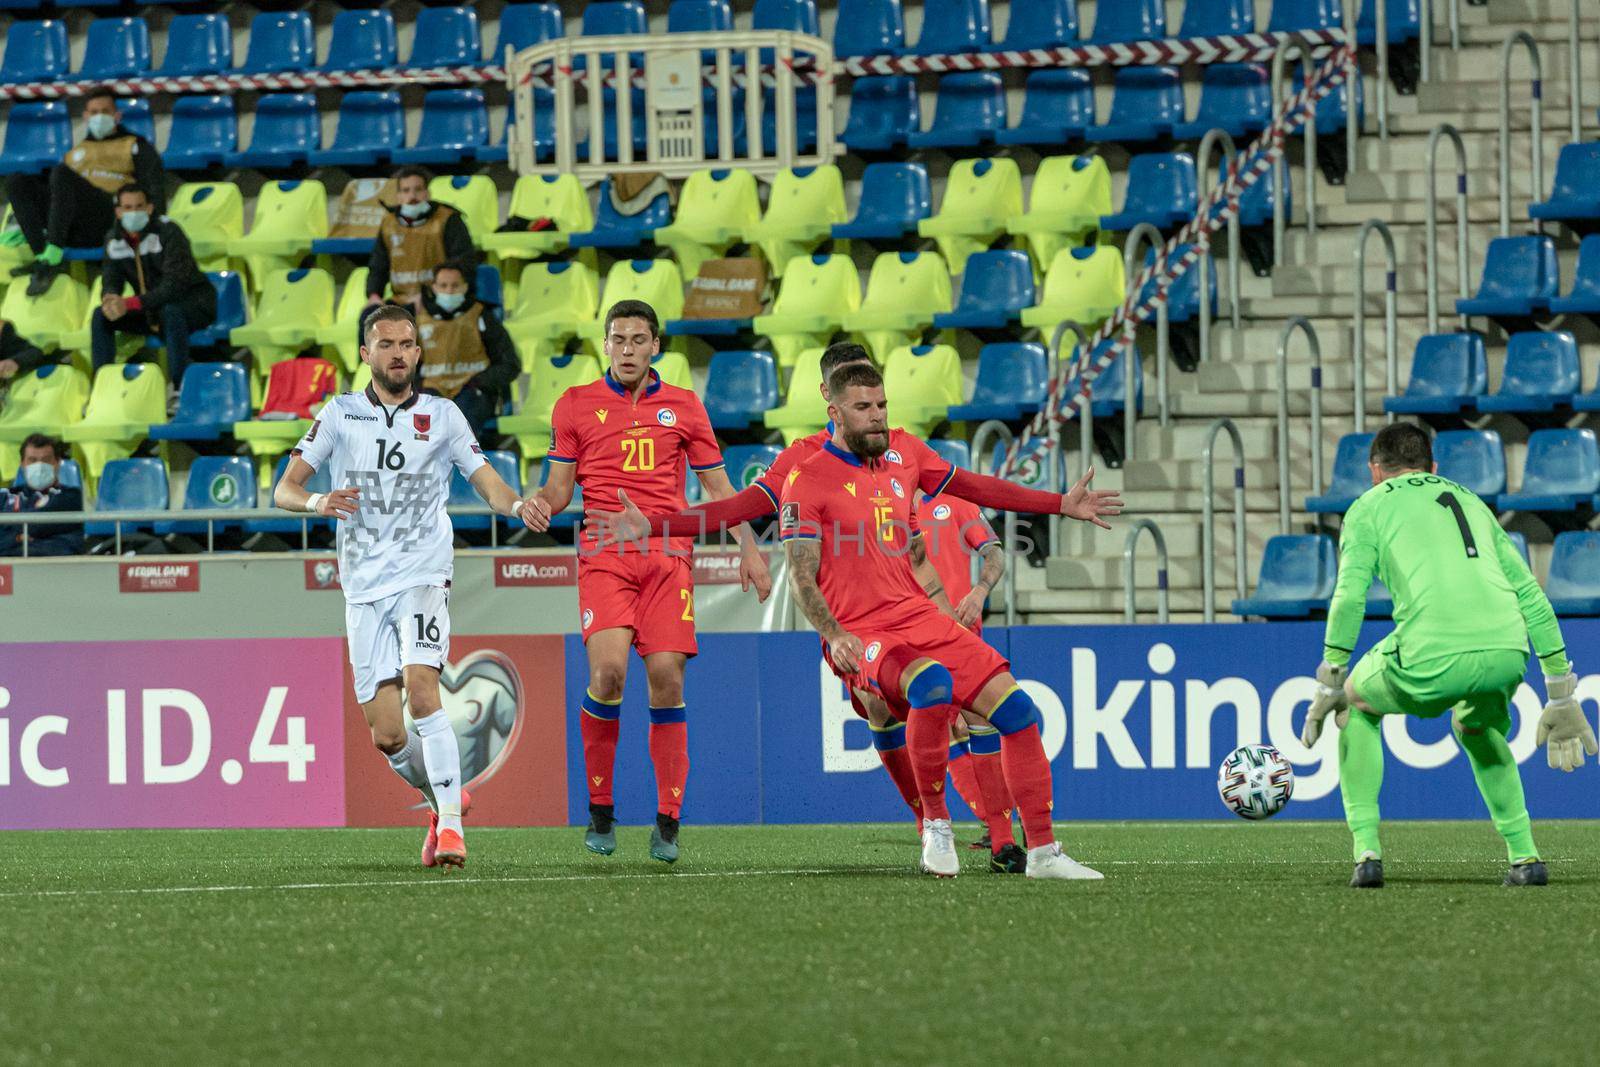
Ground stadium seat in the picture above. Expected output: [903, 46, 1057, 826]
[650, 350, 693, 391]
[721, 444, 786, 493]
[391, 90, 490, 166]
[230, 269, 337, 386]
[754, 254, 861, 367]
[755, 0, 819, 33]
[1020, 245, 1126, 333]
[841, 77, 919, 153]
[1173, 64, 1272, 141]
[1, 19, 69, 82]
[1357, 0, 1421, 43]
[429, 174, 499, 246]
[946, 341, 1048, 423]
[110, 99, 154, 148]
[1088, 66, 1183, 146]
[1295, 66, 1365, 137]
[162, 95, 237, 171]
[1550, 233, 1600, 326]
[0, 365, 90, 467]
[0, 102, 72, 175]
[1065, 339, 1143, 418]
[704, 350, 780, 429]
[503, 261, 599, 362]
[224, 93, 319, 170]
[834, 0, 905, 57]
[569, 179, 673, 251]
[1382, 332, 1487, 415]
[745, 166, 846, 278]
[1224, 150, 1289, 229]
[321, 9, 397, 71]
[408, 7, 482, 67]
[1476, 331, 1581, 414]
[155, 455, 256, 536]
[61, 362, 167, 486]
[762, 347, 829, 441]
[1529, 143, 1600, 230]
[842, 251, 953, 361]
[482, 174, 591, 260]
[1136, 243, 1217, 323]
[832, 162, 930, 242]
[925, 437, 972, 471]
[242, 454, 333, 538]
[882, 344, 964, 437]
[0, 269, 87, 350]
[86, 457, 169, 538]
[1180, 0, 1256, 35]
[494, 3, 563, 61]
[226, 180, 328, 272]
[1434, 429, 1507, 509]
[232, 357, 338, 479]
[916, 158, 1021, 274]
[449, 450, 519, 532]
[312, 268, 372, 373]
[497, 351, 603, 469]
[1268, 0, 1344, 32]
[308, 92, 403, 168]
[655, 169, 763, 278]
[158, 13, 231, 76]
[581, 260, 685, 341]
[1545, 531, 1600, 615]
[581, 0, 648, 37]
[1455, 235, 1559, 327]
[1006, 155, 1112, 271]
[996, 69, 1094, 148]
[907, 0, 990, 55]
[147, 363, 250, 443]
[187, 271, 248, 349]
[1231, 534, 1337, 618]
[1089, 0, 1164, 43]
[933, 250, 1035, 332]
[74, 17, 151, 80]
[1101, 152, 1198, 232]
[995, 0, 1078, 49]
[240, 12, 315, 75]
[169, 182, 243, 269]
[1305, 432, 1376, 513]
[1500, 428, 1600, 514]
[906, 72, 1006, 149]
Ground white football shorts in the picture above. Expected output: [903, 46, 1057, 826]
[345, 584, 452, 704]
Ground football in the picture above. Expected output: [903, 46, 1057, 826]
[1217, 744, 1295, 820]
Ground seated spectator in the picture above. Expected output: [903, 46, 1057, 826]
[367, 167, 475, 308]
[415, 258, 517, 441]
[0, 320, 50, 387]
[2, 88, 165, 276]
[91, 183, 217, 391]
[0, 434, 84, 557]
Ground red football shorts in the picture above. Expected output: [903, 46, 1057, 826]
[826, 608, 1010, 712]
[577, 549, 698, 657]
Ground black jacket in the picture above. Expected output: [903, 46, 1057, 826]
[0, 322, 49, 377]
[366, 203, 477, 297]
[416, 290, 519, 397]
[0, 482, 84, 556]
[101, 217, 216, 319]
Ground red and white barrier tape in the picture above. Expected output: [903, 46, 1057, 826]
[0, 67, 506, 102]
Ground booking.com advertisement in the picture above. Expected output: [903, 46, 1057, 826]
[3, 626, 1596, 829]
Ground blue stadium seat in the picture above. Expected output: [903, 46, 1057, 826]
[1180, 0, 1255, 36]
[1089, 0, 1164, 43]
[834, 0, 905, 57]
[1136, 244, 1217, 323]
[162, 95, 236, 171]
[582, 0, 648, 35]
[156, 455, 257, 535]
[224, 93, 318, 170]
[188, 271, 248, 348]
[1, 20, 69, 82]
[117, 98, 155, 144]
[1229, 149, 1289, 227]
[704, 351, 780, 430]
[667, 0, 738, 152]
[755, 0, 819, 32]
[1305, 432, 1376, 513]
[1545, 531, 1600, 616]
[246, 455, 333, 537]
[995, 0, 1078, 49]
[391, 90, 490, 165]
[947, 342, 1048, 423]
[569, 179, 673, 250]
[473, 263, 504, 312]
[1065, 340, 1142, 418]
[86, 458, 169, 538]
[1231, 534, 1337, 618]
[1550, 234, 1600, 326]
[409, 7, 483, 67]
[933, 251, 1035, 331]
[669, 0, 732, 31]
[1101, 152, 1197, 232]
[321, 9, 397, 71]
[1174, 64, 1272, 141]
[1476, 331, 1581, 415]
[1434, 429, 1507, 509]
[1500, 428, 1600, 514]
[996, 69, 1093, 147]
[450, 450, 520, 531]
[925, 438, 972, 472]
[240, 12, 316, 75]
[158, 13, 231, 76]
[832, 161, 930, 241]
[1268, 0, 1344, 32]
[906, 71, 1005, 149]
[841, 77, 919, 153]
[147, 363, 250, 443]
[0, 102, 71, 175]
[75, 17, 151, 81]
[309, 92, 403, 167]
[1358, 0, 1421, 44]
[1529, 143, 1600, 228]
[1296, 68, 1365, 136]
[907, 0, 990, 55]
[1382, 332, 1487, 415]
[722, 445, 786, 492]
[1088, 66, 1183, 145]
[1456, 235, 1558, 326]
[495, 2, 563, 61]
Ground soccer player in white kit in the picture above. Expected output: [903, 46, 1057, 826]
[274, 305, 533, 868]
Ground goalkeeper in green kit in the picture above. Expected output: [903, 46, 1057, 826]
[1301, 424, 1597, 889]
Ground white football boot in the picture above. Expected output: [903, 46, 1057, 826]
[920, 818, 960, 877]
[1025, 842, 1104, 880]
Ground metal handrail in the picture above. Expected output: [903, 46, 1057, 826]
[971, 419, 1018, 628]
[1122, 519, 1170, 624]
[1047, 319, 1092, 556]
[1123, 223, 1168, 431]
[1269, 39, 1319, 266]
[1200, 418, 1246, 624]
[1424, 122, 1470, 334]
[1368, 0, 1388, 142]
[1499, 31, 1544, 237]
[1195, 128, 1243, 364]
[1352, 219, 1398, 431]
[1419, 0, 1463, 83]
[1276, 316, 1323, 536]
[1570, 0, 1584, 143]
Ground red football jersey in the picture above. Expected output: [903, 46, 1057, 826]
[916, 493, 999, 605]
[261, 357, 339, 419]
[757, 424, 957, 513]
[550, 370, 725, 551]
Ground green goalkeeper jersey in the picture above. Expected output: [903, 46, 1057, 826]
[1322, 471, 1569, 675]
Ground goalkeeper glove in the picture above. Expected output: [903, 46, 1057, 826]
[1536, 672, 1598, 773]
[1300, 662, 1349, 748]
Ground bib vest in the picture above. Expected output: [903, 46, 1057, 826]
[377, 205, 457, 300]
[417, 302, 490, 398]
[64, 135, 137, 195]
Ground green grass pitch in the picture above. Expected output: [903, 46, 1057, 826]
[3, 821, 1596, 1065]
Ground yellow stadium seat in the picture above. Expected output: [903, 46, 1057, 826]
[743, 166, 846, 278]
[1019, 245, 1125, 335]
[650, 350, 693, 391]
[482, 175, 592, 261]
[504, 260, 599, 365]
[1006, 155, 1112, 271]
[429, 174, 499, 247]
[230, 268, 337, 395]
[761, 347, 829, 444]
[60, 362, 167, 486]
[916, 158, 1023, 275]
[235, 357, 340, 486]
[0, 271, 88, 351]
[583, 259, 685, 341]
[882, 343, 963, 439]
[313, 268, 373, 374]
[753, 254, 861, 369]
[169, 182, 244, 270]
[227, 180, 328, 285]
[350, 362, 371, 392]
[496, 350, 602, 474]
[0, 362, 90, 480]
[841, 251, 952, 362]
[654, 168, 762, 278]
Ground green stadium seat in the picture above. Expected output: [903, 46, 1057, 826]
[169, 182, 244, 271]
[481, 174, 593, 261]
[429, 174, 499, 247]
[583, 259, 685, 341]
[61, 362, 167, 488]
[230, 268, 337, 393]
[744, 166, 847, 278]
[753, 255, 861, 369]
[651, 351, 694, 391]
[227, 180, 328, 286]
[916, 158, 1023, 275]
[0, 364, 90, 481]
[1005, 155, 1111, 272]
[497, 350, 603, 474]
[762, 347, 830, 443]
[504, 261, 600, 368]
[0, 270, 88, 351]
[312, 268, 374, 374]
[841, 250, 953, 362]
[1019, 245, 1126, 334]
[882, 344, 963, 439]
[654, 169, 763, 278]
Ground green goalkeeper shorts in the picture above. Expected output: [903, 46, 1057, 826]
[1349, 640, 1528, 727]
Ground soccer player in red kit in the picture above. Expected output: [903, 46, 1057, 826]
[526, 299, 771, 863]
[780, 361, 1102, 879]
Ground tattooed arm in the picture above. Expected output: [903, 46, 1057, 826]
[786, 537, 865, 672]
[907, 533, 957, 618]
[954, 542, 1005, 630]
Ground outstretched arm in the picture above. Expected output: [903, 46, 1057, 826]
[696, 466, 772, 603]
[587, 482, 777, 546]
[937, 466, 1123, 529]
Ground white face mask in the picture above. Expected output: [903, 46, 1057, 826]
[398, 200, 430, 220]
[120, 210, 150, 233]
[433, 291, 465, 312]
[22, 462, 56, 490]
[86, 113, 116, 140]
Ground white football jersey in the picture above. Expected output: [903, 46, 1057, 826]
[293, 387, 487, 604]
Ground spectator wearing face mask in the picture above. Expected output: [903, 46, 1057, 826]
[414, 259, 518, 441]
[0, 434, 84, 557]
[91, 183, 217, 390]
[366, 167, 476, 308]
[1, 88, 166, 274]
